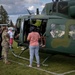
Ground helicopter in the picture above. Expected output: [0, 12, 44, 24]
[14, 0, 75, 57]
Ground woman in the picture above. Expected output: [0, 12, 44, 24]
[27, 27, 40, 67]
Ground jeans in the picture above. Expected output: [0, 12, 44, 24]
[29, 45, 40, 65]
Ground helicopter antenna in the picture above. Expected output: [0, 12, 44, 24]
[36, 8, 39, 15]
[27, 9, 32, 15]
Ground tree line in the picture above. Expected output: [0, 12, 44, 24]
[0, 5, 9, 24]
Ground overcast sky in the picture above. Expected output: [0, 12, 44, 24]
[0, 0, 52, 15]
[0, 0, 52, 24]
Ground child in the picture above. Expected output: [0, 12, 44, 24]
[40, 34, 46, 47]
[8, 29, 14, 49]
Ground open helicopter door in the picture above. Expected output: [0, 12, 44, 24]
[19, 19, 30, 45]
[19, 20, 24, 44]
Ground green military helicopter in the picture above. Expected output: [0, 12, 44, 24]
[14, 0, 75, 56]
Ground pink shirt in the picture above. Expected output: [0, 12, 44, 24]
[27, 32, 40, 46]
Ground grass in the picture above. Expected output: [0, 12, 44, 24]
[0, 41, 75, 75]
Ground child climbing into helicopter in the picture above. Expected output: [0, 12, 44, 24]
[40, 33, 46, 47]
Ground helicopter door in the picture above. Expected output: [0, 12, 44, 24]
[19, 20, 24, 44]
[45, 19, 66, 49]
[19, 19, 30, 44]
[66, 20, 75, 54]
[45, 19, 54, 49]
[23, 19, 30, 43]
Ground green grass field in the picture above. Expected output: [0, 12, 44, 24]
[0, 41, 75, 75]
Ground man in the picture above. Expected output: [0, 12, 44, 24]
[1, 26, 10, 64]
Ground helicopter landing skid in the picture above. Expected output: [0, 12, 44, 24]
[19, 47, 28, 56]
[41, 54, 53, 66]
[10, 48, 54, 67]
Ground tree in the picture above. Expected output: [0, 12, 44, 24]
[9, 20, 14, 27]
[0, 5, 9, 24]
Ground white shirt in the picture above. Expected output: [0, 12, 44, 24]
[8, 30, 14, 38]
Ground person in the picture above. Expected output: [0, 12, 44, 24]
[27, 27, 41, 67]
[7, 28, 14, 49]
[37, 28, 46, 47]
[31, 19, 46, 47]
[40, 34, 46, 47]
[1, 26, 10, 64]
[0, 27, 2, 60]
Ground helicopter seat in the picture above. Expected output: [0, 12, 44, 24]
[33, 20, 42, 27]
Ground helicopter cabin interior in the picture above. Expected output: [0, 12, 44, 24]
[15, 18, 47, 45]
[15, 17, 75, 45]
[23, 19, 47, 43]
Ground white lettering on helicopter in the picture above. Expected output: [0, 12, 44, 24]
[50, 23, 65, 38]
[50, 23, 75, 39]
[50, 30, 65, 38]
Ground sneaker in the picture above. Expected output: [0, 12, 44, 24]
[17, 46, 19, 48]
[37, 65, 40, 67]
[29, 65, 32, 67]
[42, 45, 45, 47]
[21, 47, 25, 50]
[17, 47, 18, 48]
[40, 44, 43, 46]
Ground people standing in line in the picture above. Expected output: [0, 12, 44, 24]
[0, 27, 2, 60]
[1, 26, 10, 64]
[27, 27, 41, 67]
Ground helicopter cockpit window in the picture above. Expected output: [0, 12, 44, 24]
[69, 25, 75, 40]
[50, 24, 65, 38]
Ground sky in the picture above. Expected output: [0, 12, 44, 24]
[0, 0, 52, 25]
